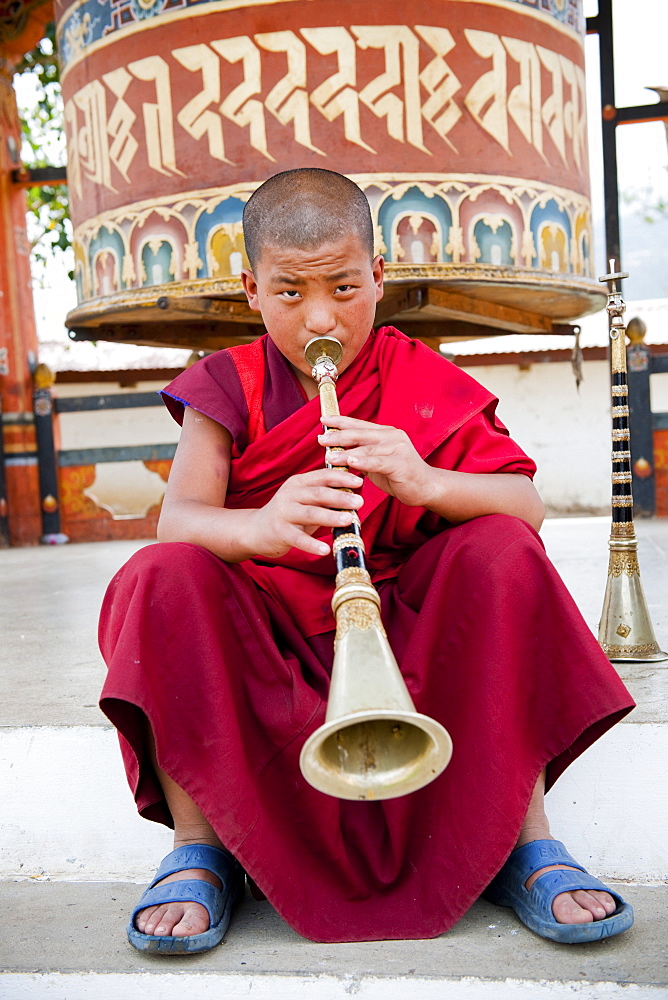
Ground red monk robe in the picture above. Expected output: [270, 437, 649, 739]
[99, 326, 634, 943]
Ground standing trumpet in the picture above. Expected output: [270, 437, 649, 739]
[299, 336, 453, 800]
[597, 262, 667, 662]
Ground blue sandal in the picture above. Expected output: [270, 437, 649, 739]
[127, 844, 245, 954]
[484, 839, 634, 943]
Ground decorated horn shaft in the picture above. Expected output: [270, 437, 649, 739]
[306, 338, 368, 582]
[298, 336, 453, 801]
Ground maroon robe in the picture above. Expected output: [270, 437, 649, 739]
[99, 327, 634, 943]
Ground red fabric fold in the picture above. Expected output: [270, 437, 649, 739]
[99, 519, 634, 943]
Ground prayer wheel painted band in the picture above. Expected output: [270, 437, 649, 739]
[57, 0, 603, 342]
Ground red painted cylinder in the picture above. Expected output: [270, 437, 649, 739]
[56, 0, 603, 334]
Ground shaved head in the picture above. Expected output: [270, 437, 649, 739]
[243, 169, 374, 271]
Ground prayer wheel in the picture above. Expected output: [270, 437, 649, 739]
[57, 0, 603, 349]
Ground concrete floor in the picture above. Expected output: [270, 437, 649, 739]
[2, 518, 665, 729]
[1, 519, 667, 995]
[3, 880, 666, 982]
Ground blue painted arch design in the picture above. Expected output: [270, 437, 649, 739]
[473, 218, 514, 266]
[88, 226, 126, 289]
[140, 240, 176, 286]
[73, 260, 86, 302]
[194, 198, 246, 279]
[529, 200, 572, 270]
[378, 187, 453, 263]
[579, 230, 590, 271]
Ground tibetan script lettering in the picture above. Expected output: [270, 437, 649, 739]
[64, 25, 588, 196]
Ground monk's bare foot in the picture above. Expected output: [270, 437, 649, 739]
[525, 862, 617, 924]
[517, 828, 616, 925]
[134, 867, 221, 937]
[517, 769, 618, 926]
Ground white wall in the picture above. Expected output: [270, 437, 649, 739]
[55, 380, 180, 450]
[462, 359, 668, 515]
[463, 360, 610, 515]
[650, 370, 668, 412]
[53, 364, 668, 519]
[54, 380, 181, 519]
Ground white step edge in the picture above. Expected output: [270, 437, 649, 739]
[2, 974, 667, 1000]
[2, 723, 667, 881]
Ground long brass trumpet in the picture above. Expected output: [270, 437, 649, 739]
[597, 262, 667, 662]
[299, 336, 453, 800]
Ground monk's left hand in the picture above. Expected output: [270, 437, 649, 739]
[318, 414, 434, 507]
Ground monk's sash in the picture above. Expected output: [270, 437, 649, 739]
[227, 338, 267, 444]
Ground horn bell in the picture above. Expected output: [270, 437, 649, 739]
[599, 540, 667, 662]
[300, 607, 453, 800]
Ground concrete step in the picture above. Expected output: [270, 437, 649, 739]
[1, 719, 667, 882]
[1, 523, 667, 878]
[2, 518, 666, 882]
[1, 881, 666, 998]
[1, 522, 667, 997]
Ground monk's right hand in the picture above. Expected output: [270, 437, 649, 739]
[247, 469, 364, 558]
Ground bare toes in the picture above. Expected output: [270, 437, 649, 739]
[553, 891, 594, 925]
[151, 903, 188, 936]
[170, 904, 210, 937]
[135, 904, 158, 933]
[134, 867, 220, 937]
[141, 903, 174, 935]
[571, 889, 616, 919]
[590, 889, 617, 915]
[553, 889, 617, 924]
[136, 901, 210, 937]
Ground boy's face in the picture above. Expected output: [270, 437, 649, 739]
[241, 234, 384, 385]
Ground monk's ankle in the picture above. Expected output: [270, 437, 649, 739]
[514, 827, 553, 850]
[173, 830, 224, 851]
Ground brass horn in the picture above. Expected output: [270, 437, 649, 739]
[299, 336, 453, 800]
[597, 262, 667, 662]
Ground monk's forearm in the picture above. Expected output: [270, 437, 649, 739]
[421, 469, 545, 531]
[157, 498, 262, 562]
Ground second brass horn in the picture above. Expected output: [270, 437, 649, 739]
[299, 336, 453, 800]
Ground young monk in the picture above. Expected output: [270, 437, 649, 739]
[99, 168, 635, 953]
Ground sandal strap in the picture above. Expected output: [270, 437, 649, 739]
[505, 839, 586, 884]
[484, 838, 633, 943]
[131, 877, 223, 927]
[529, 868, 624, 923]
[150, 844, 240, 889]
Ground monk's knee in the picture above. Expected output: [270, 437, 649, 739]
[125, 541, 222, 576]
[451, 513, 540, 558]
[108, 542, 231, 605]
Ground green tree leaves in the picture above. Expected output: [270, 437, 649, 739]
[14, 22, 72, 280]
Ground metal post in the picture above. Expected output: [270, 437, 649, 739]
[32, 363, 68, 544]
[596, 0, 622, 272]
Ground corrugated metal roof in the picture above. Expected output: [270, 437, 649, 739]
[442, 298, 668, 357]
[37, 337, 192, 373]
